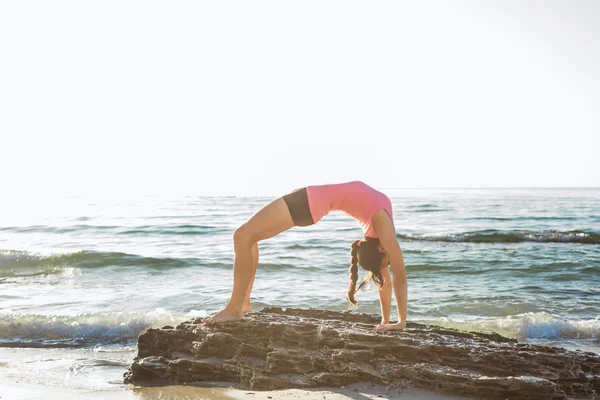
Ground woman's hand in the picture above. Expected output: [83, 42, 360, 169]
[375, 321, 406, 331]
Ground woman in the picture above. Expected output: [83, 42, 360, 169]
[204, 181, 407, 331]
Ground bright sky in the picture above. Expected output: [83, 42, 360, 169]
[1, 1, 598, 196]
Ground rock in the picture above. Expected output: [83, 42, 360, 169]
[124, 307, 600, 400]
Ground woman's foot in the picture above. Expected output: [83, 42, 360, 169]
[242, 302, 252, 313]
[203, 307, 243, 325]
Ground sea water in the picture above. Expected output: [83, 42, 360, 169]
[0, 188, 598, 392]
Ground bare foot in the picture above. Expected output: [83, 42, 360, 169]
[203, 308, 243, 325]
[242, 303, 252, 313]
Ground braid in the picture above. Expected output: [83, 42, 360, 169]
[346, 240, 361, 305]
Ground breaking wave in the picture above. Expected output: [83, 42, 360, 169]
[426, 312, 600, 340]
[398, 230, 599, 244]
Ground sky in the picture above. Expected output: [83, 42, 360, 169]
[1, 0, 599, 196]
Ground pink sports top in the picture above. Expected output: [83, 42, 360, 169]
[305, 181, 393, 238]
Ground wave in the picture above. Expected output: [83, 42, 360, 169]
[0, 250, 319, 277]
[207, 261, 324, 273]
[117, 225, 227, 236]
[406, 263, 598, 277]
[287, 244, 336, 250]
[398, 230, 600, 244]
[424, 312, 600, 340]
[463, 216, 582, 221]
[0, 225, 119, 234]
[0, 309, 189, 348]
[408, 264, 457, 273]
[2, 311, 597, 348]
[0, 224, 227, 236]
[0, 250, 198, 275]
[406, 204, 452, 213]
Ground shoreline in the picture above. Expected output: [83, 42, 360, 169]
[1, 380, 472, 400]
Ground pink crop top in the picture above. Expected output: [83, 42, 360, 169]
[305, 181, 393, 238]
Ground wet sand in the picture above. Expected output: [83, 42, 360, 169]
[2, 381, 472, 400]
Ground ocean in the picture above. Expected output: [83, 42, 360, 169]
[0, 188, 598, 394]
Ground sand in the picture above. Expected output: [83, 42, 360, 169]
[1, 381, 472, 400]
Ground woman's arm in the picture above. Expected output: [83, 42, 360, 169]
[378, 266, 392, 324]
[372, 210, 407, 331]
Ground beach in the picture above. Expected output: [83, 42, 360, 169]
[1, 189, 598, 397]
[2, 380, 471, 400]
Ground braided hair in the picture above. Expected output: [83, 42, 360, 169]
[347, 238, 386, 305]
[347, 240, 361, 305]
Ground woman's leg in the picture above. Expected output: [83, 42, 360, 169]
[242, 242, 258, 313]
[204, 197, 294, 324]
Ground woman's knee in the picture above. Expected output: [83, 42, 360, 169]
[233, 224, 255, 247]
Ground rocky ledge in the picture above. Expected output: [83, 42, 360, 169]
[124, 307, 599, 399]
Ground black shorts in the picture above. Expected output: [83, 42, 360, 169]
[282, 188, 315, 227]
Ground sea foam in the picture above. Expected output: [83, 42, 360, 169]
[428, 312, 600, 340]
[0, 309, 189, 346]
